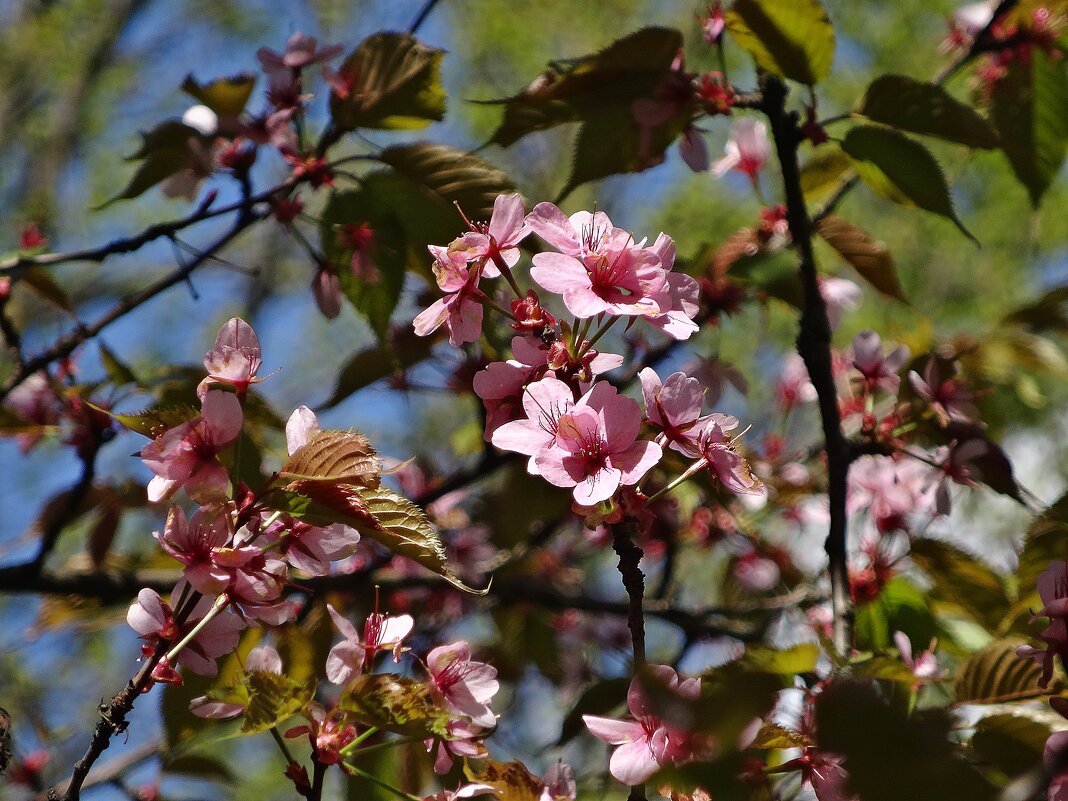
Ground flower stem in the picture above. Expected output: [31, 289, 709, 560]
[644, 458, 709, 505]
[269, 725, 299, 766]
[338, 726, 379, 757]
[345, 766, 421, 801]
[491, 252, 524, 299]
[165, 594, 230, 663]
[577, 315, 619, 358]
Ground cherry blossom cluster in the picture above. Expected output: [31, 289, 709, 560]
[413, 194, 763, 511]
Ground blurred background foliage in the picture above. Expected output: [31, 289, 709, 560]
[0, 0, 1066, 799]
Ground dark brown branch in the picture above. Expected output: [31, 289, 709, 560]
[30, 445, 100, 574]
[760, 74, 854, 658]
[611, 521, 648, 668]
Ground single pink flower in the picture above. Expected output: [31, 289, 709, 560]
[776, 353, 817, 410]
[413, 247, 485, 346]
[527, 203, 669, 319]
[539, 762, 577, 801]
[127, 585, 245, 676]
[452, 193, 531, 272]
[908, 358, 979, 426]
[646, 234, 701, 340]
[199, 317, 263, 399]
[423, 783, 499, 801]
[1018, 561, 1068, 688]
[639, 368, 738, 457]
[712, 118, 771, 183]
[817, 276, 862, 331]
[690, 418, 764, 496]
[140, 390, 243, 503]
[851, 331, 910, 395]
[490, 375, 583, 471]
[700, 2, 726, 44]
[425, 718, 490, 775]
[257, 32, 343, 74]
[426, 641, 499, 728]
[325, 603, 414, 685]
[893, 631, 943, 683]
[534, 381, 663, 505]
[583, 665, 706, 785]
[155, 505, 237, 593]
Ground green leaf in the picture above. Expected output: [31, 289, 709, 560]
[320, 185, 407, 339]
[816, 679, 996, 801]
[180, 73, 256, 119]
[1018, 491, 1068, 593]
[279, 429, 382, 488]
[329, 33, 445, 131]
[98, 341, 139, 387]
[464, 760, 545, 801]
[990, 49, 1068, 207]
[377, 142, 516, 228]
[20, 266, 73, 312]
[815, 214, 907, 301]
[338, 673, 453, 737]
[724, 0, 835, 85]
[800, 144, 853, 201]
[102, 403, 199, 439]
[971, 710, 1061, 777]
[855, 575, 937, 652]
[854, 75, 999, 148]
[556, 677, 629, 745]
[102, 121, 209, 206]
[1002, 285, 1068, 333]
[908, 538, 1009, 632]
[749, 721, 812, 749]
[275, 603, 335, 685]
[953, 639, 1051, 703]
[738, 643, 820, 675]
[841, 125, 975, 241]
[321, 329, 433, 409]
[241, 670, 316, 735]
[487, 27, 684, 147]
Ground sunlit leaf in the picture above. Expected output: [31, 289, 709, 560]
[750, 721, 812, 749]
[180, 73, 256, 119]
[338, 673, 452, 737]
[800, 144, 852, 201]
[241, 670, 315, 734]
[1017, 491, 1068, 593]
[486, 27, 683, 147]
[98, 340, 139, 387]
[815, 214, 907, 301]
[724, 0, 835, 85]
[101, 403, 198, 439]
[990, 49, 1068, 207]
[908, 538, 1009, 632]
[953, 639, 1051, 703]
[855, 576, 937, 652]
[279, 429, 382, 488]
[464, 760, 544, 801]
[841, 125, 974, 241]
[854, 75, 999, 148]
[330, 33, 445, 131]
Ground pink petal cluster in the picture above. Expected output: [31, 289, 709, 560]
[583, 665, 708, 785]
[539, 762, 577, 801]
[851, 331, 910, 395]
[285, 702, 356, 765]
[423, 784, 499, 801]
[127, 586, 245, 676]
[1017, 561, 1068, 688]
[908, 358, 979, 426]
[140, 390, 243, 503]
[325, 603, 414, 685]
[712, 118, 771, 183]
[893, 631, 943, 683]
[426, 641, 499, 728]
[257, 32, 343, 75]
[493, 377, 662, 505]
[199, 317, 263, 399]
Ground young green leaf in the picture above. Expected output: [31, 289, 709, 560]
[279, 429, 382, 487]
[907, 538, 1008, 632]
[464, 760, 545, 801]
[338, 673, 453, 737]
[329, 33, 445, 131]
[854, 75, 999, 149]
[841, 125, 975, 242]
[180, 74, 256, 119]
[724, 0, 835, 85]
[241, 671, 316, 734]
[990, 49, 1068, 207]
[815, 214, 907, 301]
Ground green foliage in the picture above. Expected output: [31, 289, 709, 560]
[321, 329, 433, 409]
[102, 121, 209, 206]
[841, 125, 975, 241]
[338, 673, 453, 737]
[329, 33, 446, 131]
[724, 0, 835, 85]
[908, 538, 1009, 632]
[855, 576, 937, 651]
[180, 73, 256, 118]
[854, 75, 999, 149]
[990, 49, 1068, 207]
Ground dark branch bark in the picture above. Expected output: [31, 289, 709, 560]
[760, 74, 854, 657]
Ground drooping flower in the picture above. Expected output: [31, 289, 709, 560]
[312, 266, 343, 320]
[851, 331, 910, 395]
[711, 118, 771, 184]
[257, 32, 343, 75]
[583, 665, 708, 785]
[127, 585, 245, 676]
[527, 203, 670, 319]
[325, 603, 414, 685]
[639, 368, 737, 456]
[1017, 561, 1068, 688]
[540, 762, 577, 801]
[199, 317, 263, 399]
[140, 390, 243, 503]
[426, 641, 499, 728]
[894, 631, 943, 685]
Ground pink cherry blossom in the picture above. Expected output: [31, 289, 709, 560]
[527, 203, 669, 319]
[646, 234, 701, 340]
[712, 118, 771, 183]
[426, 641, 499, 728]
[325, 603, 414, 685]
[817, 276, 862, 330]
[473, 337, 551, 440]
[700, 2, 726, 45]
[639, 368, 739, 457]
[257, 33, 343, 75]
[1046, 729, 1068, 801]
[312, 267, 342, 319]
[491, 375, 581, 471]
[127, 586, 245, 676]
[199, 317, 263, 399]
[851, 331, 910, 395]
[1017, 561, 1068, 688]
[893, 631, 943, 683]
[285, 702, 356, 765]
[777, 353, 817, 410]
[690, 418, 764, 496]
[540, 762, 577, 801]
[908, 358, 979, 426]
[413, 247, 486, 346]
[849, 455, 936, 535]
[140, 390, 243, 503]
[425, 718, 490, 775]
[583, 665, 707, 785]
[536, 382, 663, 505]
[155, 505, 236, 593]
[3, 371, 59, 452]
[453, 193, 531, 272]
